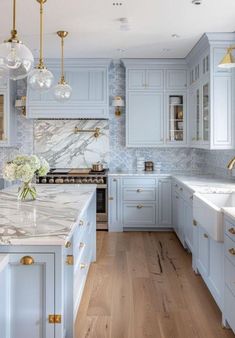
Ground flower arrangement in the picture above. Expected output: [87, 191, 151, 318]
[3, 155, 50, 201]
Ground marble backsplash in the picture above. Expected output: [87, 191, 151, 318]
[0, 60, 234, 179]
[34, 119, 109, 168]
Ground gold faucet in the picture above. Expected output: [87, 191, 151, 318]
[227, 157, 235, 170]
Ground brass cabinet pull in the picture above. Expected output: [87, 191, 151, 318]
[180, 187, 183, 191]
[175, 196, 179, 199]
[204, 233, 209, 239]
[80, 263, 86, 269]
[175, 184, 178, 188]
[137, 205, 143, 209]
[79, 220, 84, 226]
[229, 248, 235, 255]
[193, 220, 197, 226]
[66, 255, 74, 265]
[228, 228, 235, 235]
[113, 178, 117, 182]
[190, 196, 193, 200]
[79, 242, 85, 249]
[65, 241, 71, 248]
[109, 197, 114, 201]
[48, 314, 62, 324]
[20, 256, 34, 265]
[136, 189, 142, 193]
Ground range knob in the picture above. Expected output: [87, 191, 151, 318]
[49, 178, 54, 184]
[82, 178, 88, 183]
[41, 178, 47, 184]
[87, 178, 93, 183]
[98, 178, 104, 184]
[69, 178, 75, 183]
[64, 178, 69, 184]
[55, 178, 64, 184]
[93, 178, 99, 184]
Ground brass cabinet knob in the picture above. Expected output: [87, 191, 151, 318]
[204, 233, 209, 238]
[137, 205, 143, 209]
[228, 228, 235, 235]
[193, 220, 197, 226]
[180, 187, 183, 191]
[80, 263, 86, 269]
[109, 197, 114, 201]
[229, 248, 235, 255]
[136, 189, 142, 193]
[175, 184, 178, 188]
[190, 196, 193, 200]
[175, 196, 179, 199]
[20, 256, 35, 265]
[79, 220, 84, 226]
[113, 178, 117, 182]
[65, 241, 72, 248]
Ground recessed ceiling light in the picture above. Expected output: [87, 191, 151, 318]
[172, 34, 180, 38]
[192, 0, 202, 4]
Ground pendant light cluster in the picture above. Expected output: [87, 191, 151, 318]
[0, 0, 72, 101]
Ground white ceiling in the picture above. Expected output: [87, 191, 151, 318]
[0, 0, 235, 59]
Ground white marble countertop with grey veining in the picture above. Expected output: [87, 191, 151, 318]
[109, 171, 235, 222]
[0, 184, 96, 246]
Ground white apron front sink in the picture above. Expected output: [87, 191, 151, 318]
[193, 192, 235, 242]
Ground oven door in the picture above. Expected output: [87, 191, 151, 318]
[96, 185, 108, 230]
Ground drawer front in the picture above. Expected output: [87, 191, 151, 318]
[225, 234, 235, 266]
[122, 178, 156, 187]
[225, 257, 235, 296]
[123, 203, 156, 226]
[224, 286, 235, 333]
[123, 187, 156, 201]
[225, 220, 235, 242]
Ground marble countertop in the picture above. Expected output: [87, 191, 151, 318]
[0, 184, 96, 246]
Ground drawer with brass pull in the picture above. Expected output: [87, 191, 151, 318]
[225, 220, 235, 241]
[123, 203, 156, 227]
[123, 187, 156, 201]
[225, 234, 235, 266]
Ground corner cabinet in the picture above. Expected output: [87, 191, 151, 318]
[123, 60, 188, 147]
[187, 33, 235, 149]
[0, 81, 17, 147]
[26, 59, 111, 119]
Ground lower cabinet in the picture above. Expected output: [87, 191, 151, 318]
[0, 193, 96, 338]
[195, 224, 223, 310]
[0, 253, 55, 338]
[108, 176, 172, 231]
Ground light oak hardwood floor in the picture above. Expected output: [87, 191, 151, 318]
[75, 232, 235, 338]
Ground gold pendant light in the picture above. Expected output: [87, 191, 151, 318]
[218, 46, 235, 69]
[28, 0, 54, 91]
[0, 0, 34, 80]
[54, 31, 72, 101]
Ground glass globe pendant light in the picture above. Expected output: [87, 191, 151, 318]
[54, 31, 72, 101]
[28, 0, 53, 91]
[0, 0, 34, 80]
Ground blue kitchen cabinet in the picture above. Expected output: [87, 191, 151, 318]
[126, 91, 164, 147]
[26, 59, 110, 119]
[127, 69, 164, 90]
[108, 177, 122, 232]
[166, 69, 187, 90]
[0, 253, 55, 338]
[158, 179, 172, 227]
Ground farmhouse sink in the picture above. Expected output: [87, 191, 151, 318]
[193, 192, 235, 242]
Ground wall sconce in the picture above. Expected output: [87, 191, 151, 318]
[15, 96, 26, 116]
[218, 46, 235, 68]
[112, 96, 124, 117]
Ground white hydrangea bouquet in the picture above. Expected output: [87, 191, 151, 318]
[3, 155, 50, 201]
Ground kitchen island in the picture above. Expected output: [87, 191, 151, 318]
[0, 184, 96, 338]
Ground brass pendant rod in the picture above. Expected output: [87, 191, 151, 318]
[39, 1, 44, 68]
[61, 36, 65, 82]
[10, 0, 18, 41]
[13, 0, 16, 32]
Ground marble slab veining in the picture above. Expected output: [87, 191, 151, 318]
[0, 184, 96, 246]
[34, 119, 109, 169]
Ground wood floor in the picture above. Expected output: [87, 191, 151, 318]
[75, 232, 235, 338]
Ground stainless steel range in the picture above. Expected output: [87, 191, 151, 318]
[36, 168, 108, 230]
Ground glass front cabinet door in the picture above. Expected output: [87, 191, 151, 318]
[166, 93, 186, 144]
[202, 82, 209, 142]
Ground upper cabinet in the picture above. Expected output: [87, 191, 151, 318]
[0, 81, 16, 147]
[123, 59, 188, 147]
[187, 33, 235, 149]
[26, 59, 111, 119]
